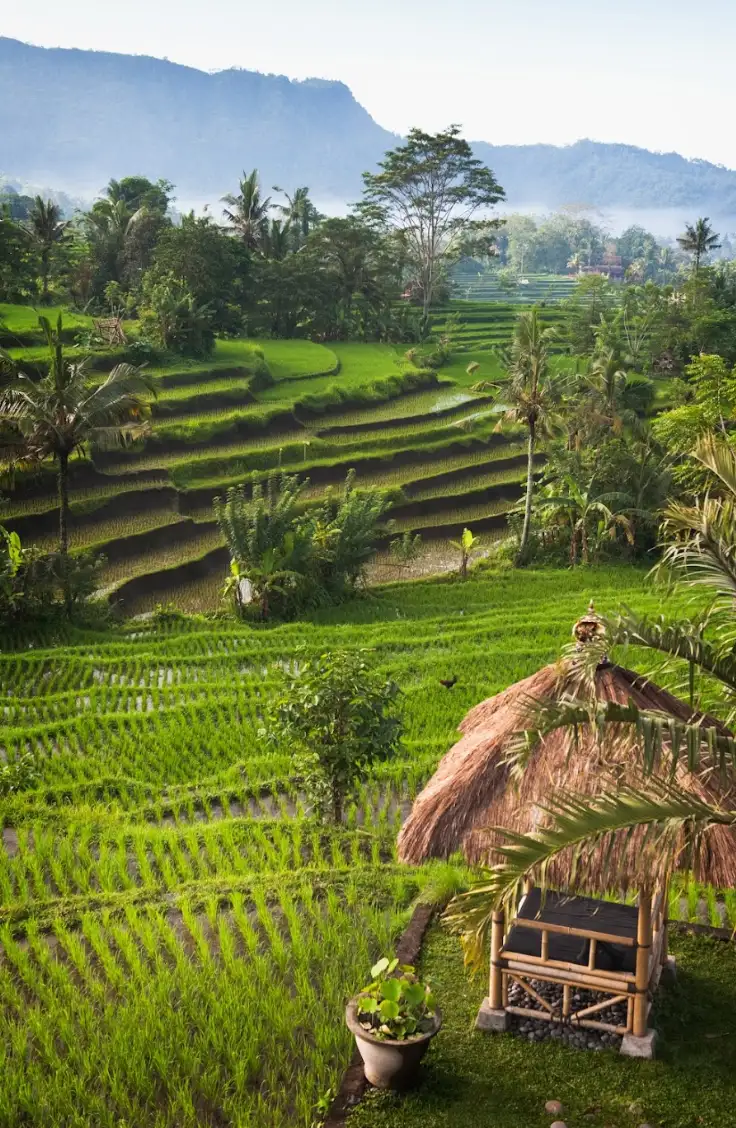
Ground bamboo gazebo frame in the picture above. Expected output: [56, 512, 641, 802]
[479, 881, 672, 1053]
[396, 604, 732, 1058]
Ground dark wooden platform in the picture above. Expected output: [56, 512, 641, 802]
[504, 888, 639, 974]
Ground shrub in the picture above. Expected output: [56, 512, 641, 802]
[263, 649, 401, 822]
[215, 470, 391, 620]
[140, 275, 215, 357]
[0, 526, 103, 625]
[0, 753, 39, 797]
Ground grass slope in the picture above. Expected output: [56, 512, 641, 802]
[349, 926, 735, 1128]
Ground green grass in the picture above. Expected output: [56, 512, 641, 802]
[144, 338, 335, 380]
[254, 342, 411, 402]
[2, 474, 169, 518]
[0, 302, 94, 345]
[349, 925, 736, 1128]
[0, 306, 633, 607]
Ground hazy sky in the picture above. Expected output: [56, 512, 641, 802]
[5, 0, 736, 167]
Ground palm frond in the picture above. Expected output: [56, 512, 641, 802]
[445, 780, 734, 971]
[607, 608, 736, 692]
[694, 434, 736, 496]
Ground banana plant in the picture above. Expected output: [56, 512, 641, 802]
[450, 527, 479, 579]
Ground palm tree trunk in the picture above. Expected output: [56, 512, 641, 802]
[517, 421, 536, 565]
[58, 450, 71, 612]
[41, 248, 50, 303]
[58, 451, 69, 557]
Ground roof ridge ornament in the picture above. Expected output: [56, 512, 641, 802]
[572, 600, 609, 663]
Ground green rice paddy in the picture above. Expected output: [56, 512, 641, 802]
[3, 306, 535, 605]
[1, 566, 732, 1126]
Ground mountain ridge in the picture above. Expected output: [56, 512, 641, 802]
[3, 36, 736, 216]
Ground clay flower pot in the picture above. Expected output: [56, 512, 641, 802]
[346, 997, 442, 1090]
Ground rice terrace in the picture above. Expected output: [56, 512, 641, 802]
[2, 24, 736, 1128]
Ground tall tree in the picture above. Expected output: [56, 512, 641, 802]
[26, 197, 68, 303]
[104, 176, 172, 216]
[0, 207, 34, 301]
[360, 126, 504, 316]
[221, 170, 272, 252]
[142, 212, 249, 334]
[84, 197, 144, 291]
[0, 317, 154, 605]
[495, 309, 561, 564]
[677, 217, 721, 273]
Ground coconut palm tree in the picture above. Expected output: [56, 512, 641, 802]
[26, 197, 69, 303]
[447, 434, 736, 931]
[677, 217, 721, 273]
[0, 316, 154, 605]
[584, 348, 630, 432]
[261, 218, 292, 262]
[273, 185, 320, 248]
[85, 197, 145, 286]
[495, 309, 563, 564]
[221, 170, 271, 252]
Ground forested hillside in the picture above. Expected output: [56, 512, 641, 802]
[0, 37, 396, 199]
[4, 36, 736, 212]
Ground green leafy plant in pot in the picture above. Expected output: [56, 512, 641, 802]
[345, 956, 441, 1089]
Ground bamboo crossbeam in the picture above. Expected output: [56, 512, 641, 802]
[501, 950, 636, 986]
[511, 916, 636, 946]
[503, 958, 635, 995]
[504, 1005, 626, 1036]
[571, 993, 628, 1021]
[508, 974, 556, 1014]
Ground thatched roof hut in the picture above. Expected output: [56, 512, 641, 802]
[398, 608, 736, 889]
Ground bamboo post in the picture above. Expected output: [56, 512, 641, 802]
[633, 890, 652, 1037]
[490, 909, 505, 1010]
[660, 881, 669, 966]
[588, 937, 597, 970]
[562, 983, 571, 1018]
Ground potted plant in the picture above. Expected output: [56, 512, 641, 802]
[346, 956, 441, 1090]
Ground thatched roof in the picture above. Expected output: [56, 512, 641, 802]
[398, 631, 736, 888]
